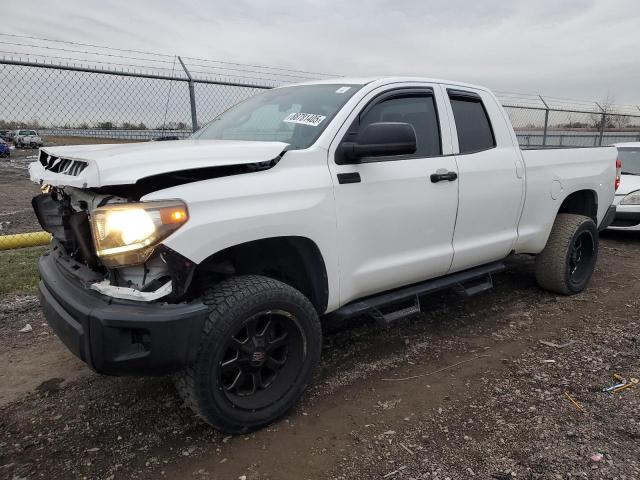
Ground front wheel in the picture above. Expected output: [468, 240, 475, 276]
[535, 213, 598, 295]
[175, 275, 322, 434]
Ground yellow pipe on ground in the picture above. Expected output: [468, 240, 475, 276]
[0, 232, 52, 251]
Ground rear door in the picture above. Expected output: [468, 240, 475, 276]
[328, 84, 459, 305]
[441, 86, 525, 271]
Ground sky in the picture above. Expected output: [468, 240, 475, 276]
[3, 0, 640, 104]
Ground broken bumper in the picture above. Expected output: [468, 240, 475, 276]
[38, 251, 208, 376]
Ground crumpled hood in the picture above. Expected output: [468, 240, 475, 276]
[29, 139, 288, 188]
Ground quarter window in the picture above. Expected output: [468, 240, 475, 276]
[448, 91, 495, 153]
[358, 94, 442, 157]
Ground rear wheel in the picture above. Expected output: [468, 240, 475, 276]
[535, 214, 598, 295]
[175, 275, 322, 433]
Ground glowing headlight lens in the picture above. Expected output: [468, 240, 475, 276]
[90, 200, 188, 267]
[621, 190, 640, 205]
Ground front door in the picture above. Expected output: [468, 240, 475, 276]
[328, 86, 460, 305]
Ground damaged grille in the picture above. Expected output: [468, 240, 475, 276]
[32, 192, 98, 268]
[39, 150, 88, 176]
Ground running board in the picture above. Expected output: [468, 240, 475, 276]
[327, 261, 505, 322]
[453, 274, 494, 297]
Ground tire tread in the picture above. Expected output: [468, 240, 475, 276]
[535, 213, 597, 295]
[174, 275, 321, 433]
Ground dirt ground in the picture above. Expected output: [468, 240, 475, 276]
[1, 146, 640, 479]
[1, 227, 639, 479]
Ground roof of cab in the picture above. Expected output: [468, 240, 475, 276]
[285, 76, 490, 92]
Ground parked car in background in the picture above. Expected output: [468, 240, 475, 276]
[1, 130, 16, 142]
[609, 143, 640, 231]
[14, 129, 43, 148]
[0, 130, 12, 142]
[0, 139, 10, 158]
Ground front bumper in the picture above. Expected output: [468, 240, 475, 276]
[38, 250, 208, 376]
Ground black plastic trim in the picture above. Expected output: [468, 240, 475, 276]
[326, 261, 505, 321]
[599, 205, 618, 230]
[38, 251, 208, 376]
[337, 172, 361, 184]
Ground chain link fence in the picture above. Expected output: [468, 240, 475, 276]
[1, 57, 640, 251]
[497, 92, 640, 148]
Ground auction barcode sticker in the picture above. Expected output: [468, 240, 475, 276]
[283, 112, 326, 127]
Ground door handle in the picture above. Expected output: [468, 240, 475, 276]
[337, 172, 361, 184]
[430, 171, 458, 183]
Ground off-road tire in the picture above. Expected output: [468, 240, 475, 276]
[175, 275, 322, 434]
[535, 213, 598, 295]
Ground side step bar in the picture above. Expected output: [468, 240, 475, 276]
[327, 261, 505, 323]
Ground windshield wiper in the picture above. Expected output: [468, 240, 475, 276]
[621, 171, 640, 176]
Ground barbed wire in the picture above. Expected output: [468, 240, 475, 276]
[0, 33, 338, 79]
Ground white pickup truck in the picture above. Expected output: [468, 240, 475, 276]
[14, 129, 43, 148]
[30, 77, 619, 433]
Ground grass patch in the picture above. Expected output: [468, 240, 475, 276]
[0, 246, 45, 296]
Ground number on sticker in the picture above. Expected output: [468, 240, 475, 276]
[283, 112, 327, 127]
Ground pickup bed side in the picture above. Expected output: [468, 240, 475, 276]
[516, 146, 617, 253]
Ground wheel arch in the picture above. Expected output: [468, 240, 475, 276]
[195, 236, 329, 314]
[557, 189, 598, 223]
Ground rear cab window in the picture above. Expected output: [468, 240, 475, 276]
[448, 89, 496, 154]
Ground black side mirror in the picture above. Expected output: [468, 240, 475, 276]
[341, 122, 417, 162]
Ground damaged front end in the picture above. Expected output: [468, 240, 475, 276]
[32, 186, 196, 302]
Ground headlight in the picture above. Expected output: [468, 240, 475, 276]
[621, 190, 640, 205]
[90, 200, 188, 267]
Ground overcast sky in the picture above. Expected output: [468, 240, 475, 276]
[4, 0, 640, 104]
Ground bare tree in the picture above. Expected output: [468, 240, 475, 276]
[590, 94, 615, 129]
[611, 114, 631, 130]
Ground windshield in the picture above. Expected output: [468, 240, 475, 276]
[20, 130, 37, 136]
[619, 149, 640, 175]
[192, 84, 361, 149]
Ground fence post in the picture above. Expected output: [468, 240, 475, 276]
[539, 96, 549, 147]
[178, 56, 198, 132]
[596, 102, 606, 146]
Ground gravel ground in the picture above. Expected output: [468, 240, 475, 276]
[1, 139, 639, 479]
[1, 231, 639, 480]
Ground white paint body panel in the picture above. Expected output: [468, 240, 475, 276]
[515, 147, 617, 252]
[440, 86, 525, 272]
[609, 174, 640, 231]
[326, 82, 459, 304]
[29, 77, 618, 312]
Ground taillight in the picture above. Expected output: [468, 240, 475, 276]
[615, 158, 622, 191]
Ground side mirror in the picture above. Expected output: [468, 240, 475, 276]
[341, 122, 417, 162]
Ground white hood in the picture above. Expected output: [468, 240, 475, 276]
[617, 173, 640, 196]
[29, 139, 288, 188]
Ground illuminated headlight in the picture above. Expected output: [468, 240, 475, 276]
[90, 200, 188, 267]
[620, 190, 640, 205]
